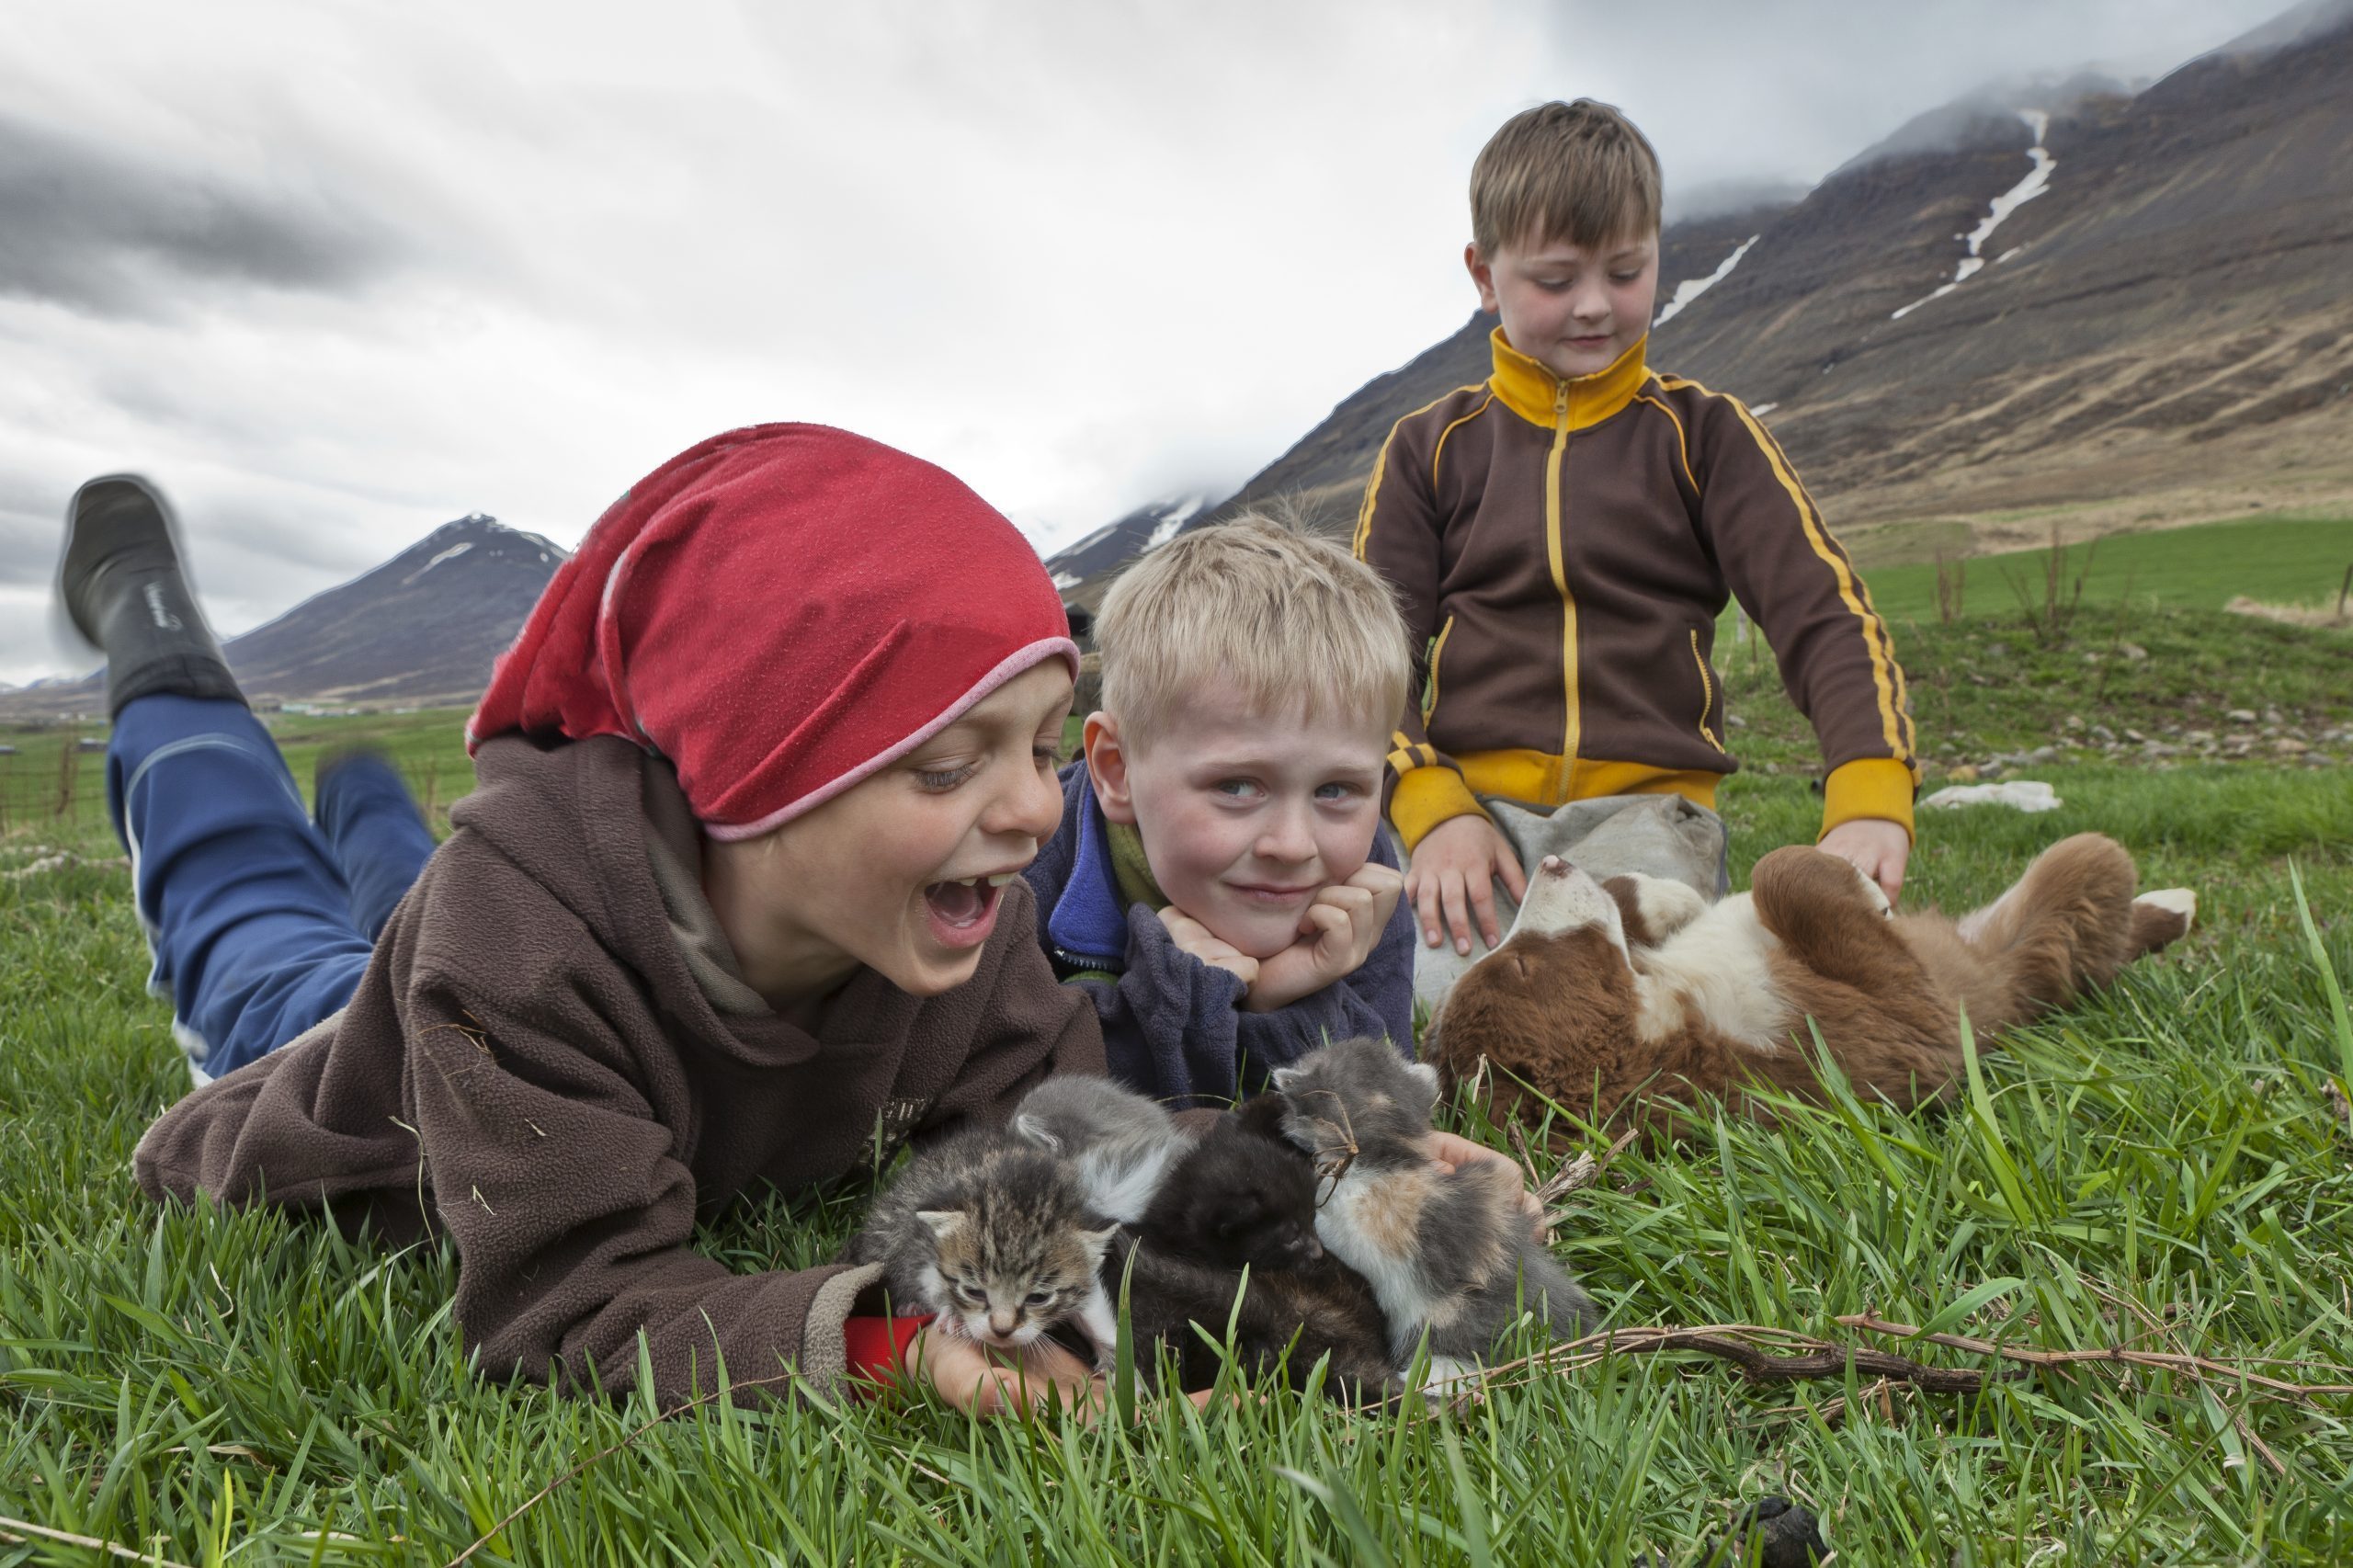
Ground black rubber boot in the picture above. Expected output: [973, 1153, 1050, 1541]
[58, 474, 246, 718]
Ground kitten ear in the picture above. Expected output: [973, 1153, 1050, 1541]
[916, 1210, 967, 1242]
[1081, 1224, 1120, 1260]
[1404, 1061, 1439, 1093]
[1013, 1113, 1059, 1153]
[1270, 1066, 1302, 1092]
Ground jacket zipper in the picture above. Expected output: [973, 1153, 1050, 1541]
[1544, 385, 1579, 794]
[1422, 614, 1455, 725]
[1690, 628, 1727, 754]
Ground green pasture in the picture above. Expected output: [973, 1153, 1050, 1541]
[1855, 513, 2353, 624]
[3, 535, 2352, 1562]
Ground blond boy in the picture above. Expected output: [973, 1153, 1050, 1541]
[1021, 514, 1417, 1107]
[1356, 99, 1919, 969]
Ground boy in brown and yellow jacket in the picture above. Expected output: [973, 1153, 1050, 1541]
[1355, 99, 1919, 983]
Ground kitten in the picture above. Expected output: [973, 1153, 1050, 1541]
[844, 1129, 1120, 1362]
[1136, 1096, 1324, 1274]
[1012, 1074, 1191, 1224]
[1268, 1037, 1597, 1375]
[1116, 1099, 1396, 1400]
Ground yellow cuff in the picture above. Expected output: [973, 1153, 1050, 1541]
[1389, 766, 1487, 853]
[1820, 757, 1917, 842]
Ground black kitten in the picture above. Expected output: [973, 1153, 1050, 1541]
[1136, 1099, 1323, 1273]
[1115, 1096, 1395, 1401]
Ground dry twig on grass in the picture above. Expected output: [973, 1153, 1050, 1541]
[0, 1515, 196, 1568]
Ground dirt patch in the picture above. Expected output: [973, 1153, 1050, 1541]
[2225, 595, 2353, 630]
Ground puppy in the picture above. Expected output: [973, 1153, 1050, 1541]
[1429, 833, 2194, 1136]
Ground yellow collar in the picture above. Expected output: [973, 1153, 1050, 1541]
[1487, 327, 1650, 431]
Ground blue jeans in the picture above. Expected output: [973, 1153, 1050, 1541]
[108, 695, 438, 1083]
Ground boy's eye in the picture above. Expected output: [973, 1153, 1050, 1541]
[1213, 778, 1264, 801]
[1610, 273, 1641, 285]
[915, 762, 979, 791]
[1314, 781, 1363, 802]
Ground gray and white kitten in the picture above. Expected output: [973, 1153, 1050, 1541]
[1268, 1037, 1597, 1377]
[1012, 1075, 1192, 1225]
[844, 1129, 1120, 1361]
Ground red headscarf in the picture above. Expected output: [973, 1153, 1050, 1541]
[468, 423, 1077, 839]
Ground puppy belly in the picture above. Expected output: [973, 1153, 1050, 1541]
[1634, 898, 1793, 1053]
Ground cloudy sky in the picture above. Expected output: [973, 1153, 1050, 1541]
[0, 0, 2296, 685]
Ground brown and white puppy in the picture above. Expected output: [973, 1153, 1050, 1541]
[1428, 834, 2195, 1137]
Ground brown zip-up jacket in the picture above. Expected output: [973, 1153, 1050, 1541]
[1354, 328, 1918, 850]
[134, 733, 1104, 1406]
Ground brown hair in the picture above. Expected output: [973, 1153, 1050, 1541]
[1094, 506, 1411, 754]
[1470, 99, 1662, 256]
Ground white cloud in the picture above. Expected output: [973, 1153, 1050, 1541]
[0, 0, 2299, 684]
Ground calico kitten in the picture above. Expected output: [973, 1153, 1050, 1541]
[1012, 1075, 1191, 1224]
[844, 1129, 1120, 1361]
[1269, 1037, 1597, 1375]
[1118, 1097, 1397, 1401]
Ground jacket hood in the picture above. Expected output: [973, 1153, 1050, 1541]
[449, 733, 833, 1066]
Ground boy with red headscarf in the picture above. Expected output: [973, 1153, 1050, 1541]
[62, 425, 1108, 1415]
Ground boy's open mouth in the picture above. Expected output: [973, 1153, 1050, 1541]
[924, 872, 1017, 948]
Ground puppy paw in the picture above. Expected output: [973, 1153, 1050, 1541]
[2136, 887, 2196, 929]
[1847, 858, 1893, 917]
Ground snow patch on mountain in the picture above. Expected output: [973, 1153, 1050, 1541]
[1893, 109, 2056, 320]
[1655, 235, 1759, 327]
[403, 540, 473, 585]
[1142, 494, 1210, 551]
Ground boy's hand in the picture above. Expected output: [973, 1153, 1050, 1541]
[1424, 1130, 1545, 1233]
[1405, 813, 1528, 956]
[1818, 817, 1909, 906]
[1160, 907, 1260, 989]
[908, 1324, 1107, 1421]
[1240, 863, 1405, 1013]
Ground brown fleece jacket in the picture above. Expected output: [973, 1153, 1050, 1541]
[133, 734, 1105, 1404]
[1354, 328, 1919, 850]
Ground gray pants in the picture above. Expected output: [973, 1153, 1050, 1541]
[1408, 792, 1729, 1015]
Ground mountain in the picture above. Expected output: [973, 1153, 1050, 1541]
[1043, 494, 1213, 593]
[1050, 0, 2353, 602]
[2, 513, 564, 717]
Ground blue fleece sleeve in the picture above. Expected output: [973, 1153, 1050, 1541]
[1072, 904, 1250, 1109]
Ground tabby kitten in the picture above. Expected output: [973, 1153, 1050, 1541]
[1269, 1037, 1597, 1375]
[844, 1129, 1120, 1360]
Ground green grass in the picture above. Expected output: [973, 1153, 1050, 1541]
[6, 607, 2353, 1561]
[1851, 514, 2353, 623]
[1717, 603, 2352, 775]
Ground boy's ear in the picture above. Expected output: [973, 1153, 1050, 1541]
[1083, 712, 1139, 825]
[1464, 242, 1502, 314]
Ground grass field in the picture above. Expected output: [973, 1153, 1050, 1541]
[4, 539, 2351, 1562]
[1837, 513, 2353, 625]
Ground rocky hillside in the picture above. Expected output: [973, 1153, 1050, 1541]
[4, 514, 563, 716]
[1051, 0, 2353, 604]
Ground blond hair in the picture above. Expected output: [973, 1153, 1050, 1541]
[1470, 99, 1662, 256]
[1095, 508, 1410, 753]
